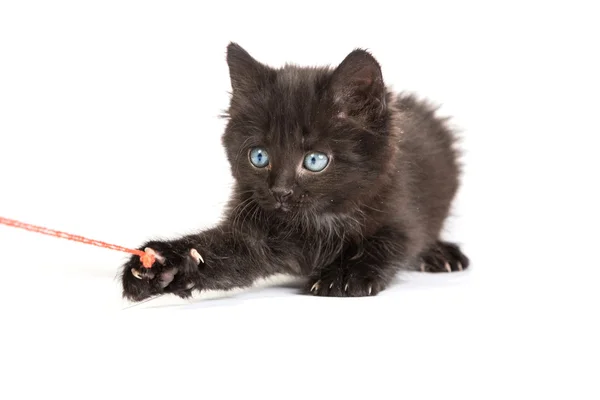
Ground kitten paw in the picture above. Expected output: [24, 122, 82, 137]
[306, 275, 381, 297]
[121, 245, 204, 302]
[343, 275, 383, 296]
[419, 241, 469, 273]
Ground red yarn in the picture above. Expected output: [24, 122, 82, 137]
[0, 216, 155, 268]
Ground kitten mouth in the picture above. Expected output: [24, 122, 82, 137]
[274, 202, 291, 212]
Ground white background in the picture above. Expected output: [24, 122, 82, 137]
[1, 1, 598, 399]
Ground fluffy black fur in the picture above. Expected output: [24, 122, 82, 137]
[120, 43, 469, 302]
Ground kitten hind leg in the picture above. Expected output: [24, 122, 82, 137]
[419, 241, 469, 273]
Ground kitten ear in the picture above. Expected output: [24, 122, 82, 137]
[330, 49, 386, 117]
[226, 42, 273, 93]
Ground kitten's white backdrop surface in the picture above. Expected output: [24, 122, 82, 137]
[0, 1, 598, 399]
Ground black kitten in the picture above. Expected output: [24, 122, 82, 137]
[120, 43, 469, 302]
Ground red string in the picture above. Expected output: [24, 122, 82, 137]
[0, 216, 155, 268]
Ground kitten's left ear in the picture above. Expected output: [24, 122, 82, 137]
[330, 49, 386, 117]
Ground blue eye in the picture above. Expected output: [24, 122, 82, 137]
[249, 147, 269, 168]
[303, 152, 329, 172]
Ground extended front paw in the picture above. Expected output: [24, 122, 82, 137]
[121, 243, 204, 302]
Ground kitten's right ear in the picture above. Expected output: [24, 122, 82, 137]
[226, 42, 273, 94]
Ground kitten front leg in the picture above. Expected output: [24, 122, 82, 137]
[121, 227, 286, 302]
[306, 227, 406, 297]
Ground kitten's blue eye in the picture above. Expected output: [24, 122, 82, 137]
[249, 147, 269, 168]
[303, 152, 329, 172]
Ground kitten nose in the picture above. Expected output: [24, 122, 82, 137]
[271, 188, 293, 203]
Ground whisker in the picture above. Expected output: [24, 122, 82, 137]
[121, 294, 164, 310]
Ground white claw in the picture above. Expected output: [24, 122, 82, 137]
[329, 282, 334, 289]
[185, 282, 195, 290]
[145, 247, 166, 264]
[444, 262, 452, 273]
[311, 280, 321, 293]
[457, 261, 463, 271]
[131, 268, 143, 280]
[420, 262, 426, 272]
[190, 249, 204, 265]
[344, 283, 349, 292]
[368, 285, 372, 296]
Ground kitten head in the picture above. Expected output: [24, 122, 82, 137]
[222, 43, 395, 217]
